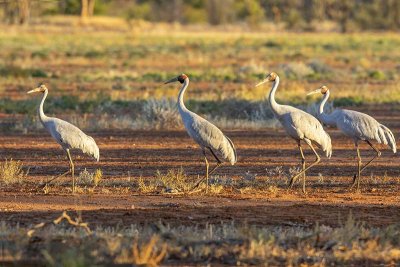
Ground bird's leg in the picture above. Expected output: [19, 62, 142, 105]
[351, 143, 362, 189]
[38, 153, 72, 188]
[190, 149, 209, 192]
[288, 142, 320, 194]
[360, 140, 381, 173]
[205, 155, 209, 193]
[289, 142, 305, 189]
[351, 140, 381, 190]
[66, 149, 75, 193]
[208, 148, 222, 176]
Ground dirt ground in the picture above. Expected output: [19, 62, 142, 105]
[1, 105, 400, 229]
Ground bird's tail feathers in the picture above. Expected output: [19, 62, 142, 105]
[224, 135, 237, 165]
[378, 124, 397, 153]
[324, 134, 333, 158]
[315, 131, 332, 158]
[81, 135, 100, 161]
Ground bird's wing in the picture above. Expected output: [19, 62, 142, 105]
[337, 110, 396, 152]
[335, 110, 377, 140]
[281, 107, 332, 157]
[185, 114, 237, 165]
[45, 118, 100, 161]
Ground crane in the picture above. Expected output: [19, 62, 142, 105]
[27, 84, 100, 193]
[164, 74, 237, 192]
[307, 85, 396, 190]
[256, 72, 332, 194]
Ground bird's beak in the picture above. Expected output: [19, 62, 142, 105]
[164, 76, 179, 84]
[27, 87, 42, 94]
[307, 89, 322, 96]
[255, 78, 268, 87]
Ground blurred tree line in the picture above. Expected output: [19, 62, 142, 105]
[1, 0, 399, 31]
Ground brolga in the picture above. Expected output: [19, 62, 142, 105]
[28, 84, 100, 193]
[256, 72, 332, 194]
[308, 85, 396, 190]
[164, 74, 237, 192]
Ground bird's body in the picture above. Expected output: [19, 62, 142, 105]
[319, 109, 396, 152]
[273, 104, 332, 158]
[256, 72, 332, 193]
[165, 74, 236, 191]
[41, 117, 99, 161]
[28, 84, 99, 192]
[309, 85, 396, 189]
[179, 107, 237, 166]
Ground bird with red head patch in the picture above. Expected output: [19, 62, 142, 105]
[165, 73, 237, 192]
[256, 72, 332, 194]
[308, 85, 396, 190]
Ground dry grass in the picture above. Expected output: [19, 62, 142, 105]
[0, 159, 28, 185]
[76, 168, 103, 187]
[156, 168, 196, 193]
[132, 235, 167, 267]
[2, 213, 400, 266]
[137, 176, 158, 193]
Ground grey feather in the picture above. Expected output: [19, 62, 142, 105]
[44, 118, 100, 161]
[326, 109, 396, 153]
[182, 111, 237, 165]
[175, 76, 237, 166]
[278, 105, 332, 158]
[32, 87, 100, 161]
[264, 74, 332, 159]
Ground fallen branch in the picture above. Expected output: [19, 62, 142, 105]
[27, 211, 91, 237]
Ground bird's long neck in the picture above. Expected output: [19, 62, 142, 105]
[268, 76, 284, 116]
[38, 89, 49, 124]
[177, 79, 190, 115]
[318, 90, 336, 126]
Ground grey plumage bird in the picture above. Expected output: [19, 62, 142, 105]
[28, 84, 99, 193]
[256, 72, 332, 193]
[165, 74, 237, 191]
[308, 85, 396, 190]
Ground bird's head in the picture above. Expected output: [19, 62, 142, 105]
[27, 83, 48, 94]
[255, 72, 278, 87]
[307, 85, 329, 96]
[164, 73, 188, 84]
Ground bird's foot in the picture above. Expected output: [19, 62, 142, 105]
[190, 176, 206, 192]
[349, 174, 358, 190]
[37, 171, 70, 189]
[287, 177, 297, 189]
[302, 186, 307, 195]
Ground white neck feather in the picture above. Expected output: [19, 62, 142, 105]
[38, 89, 49, 124]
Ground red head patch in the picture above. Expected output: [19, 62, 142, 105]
[178, 73, 188, 83]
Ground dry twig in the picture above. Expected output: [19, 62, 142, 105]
[27, 211, 91, 237]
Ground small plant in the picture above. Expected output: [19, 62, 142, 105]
[93, 169, 103, 186]
[137, 176, 158, 193]
[238, 171, 258, 187]
[142, 98, 181, 130]
[0, 159, 28, 185]
[281, 62, 314, 79]
[132, 235, 167, 267]
[156, 168, 194, 193]
[77, 168, 103, 186]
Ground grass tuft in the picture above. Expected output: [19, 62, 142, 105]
[0, 159, 28, 185]
[77, 168, 103, 187]
[132, 235, 167, 267]
[137, 176, 158, 193]
[156, 168, 194, 193]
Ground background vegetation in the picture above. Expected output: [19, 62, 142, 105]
[1, 1, 400, 133]
[3, 0, 400, 32]
[1, 2, 400, 266]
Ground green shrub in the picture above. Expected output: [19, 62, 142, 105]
[368, 70, 386, 81]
